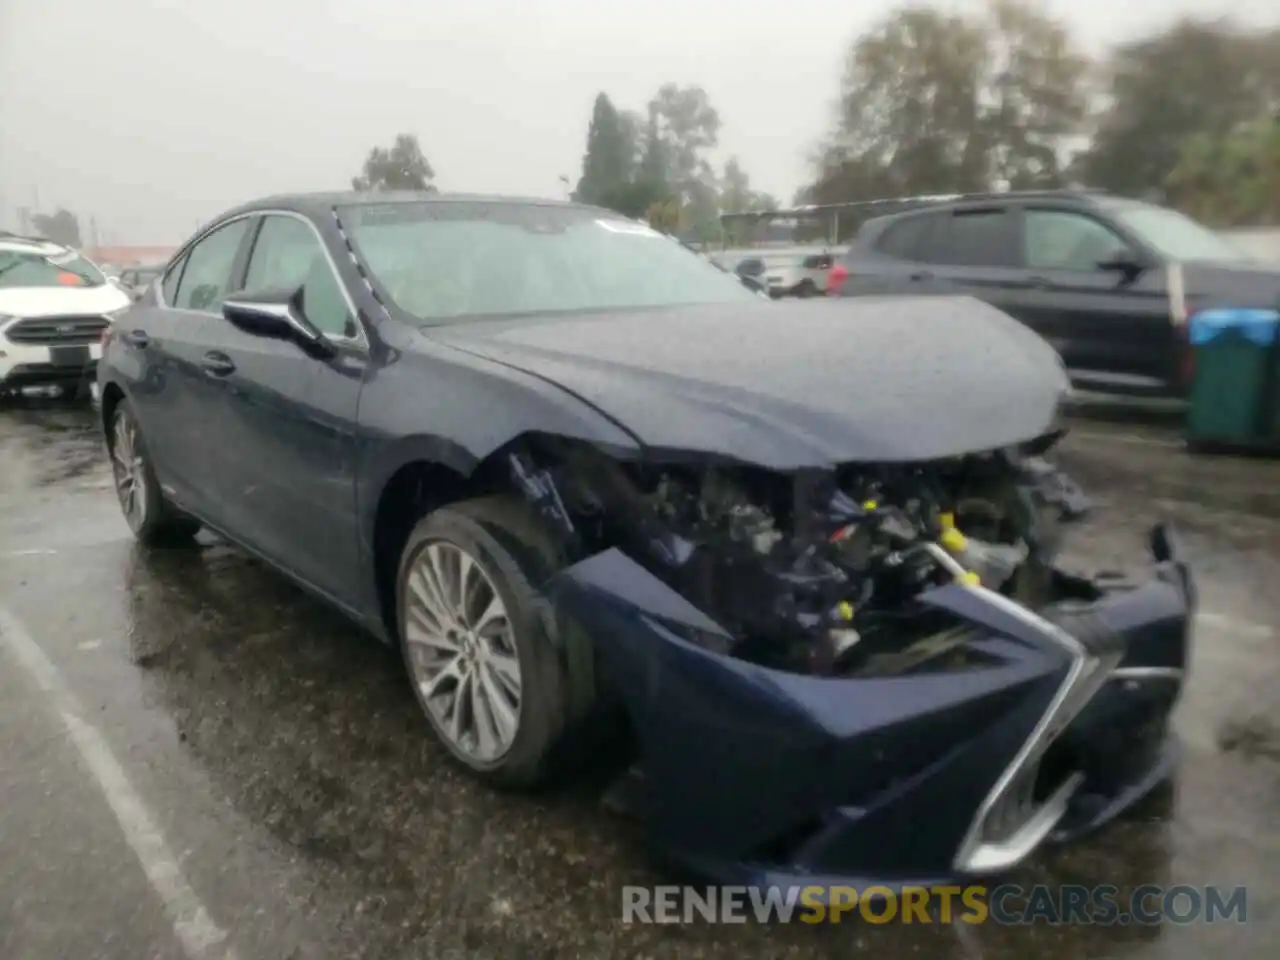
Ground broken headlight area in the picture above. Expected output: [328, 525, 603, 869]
[507, 435, 1093, 677]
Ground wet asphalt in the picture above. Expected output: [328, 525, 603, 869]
[0, 400, 1278, 959]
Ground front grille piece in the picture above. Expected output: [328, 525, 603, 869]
[4, 315, 109, 346]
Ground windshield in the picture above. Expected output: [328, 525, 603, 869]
[0, 248, 106, 289]
[1105, 202, 1249, 264]
[337, 201, 759, 322]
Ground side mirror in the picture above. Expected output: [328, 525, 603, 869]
[1097, 251, 1147, 281]
[222, 288, 336, 359]
[740, 275, 767, 294]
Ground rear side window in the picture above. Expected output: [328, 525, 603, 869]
[875, 215, 937, 261]
[932, 210, 1015, 268]
[802, 253, 833, 270]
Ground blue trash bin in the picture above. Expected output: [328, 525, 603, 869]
[1186, 308, 1280, 444]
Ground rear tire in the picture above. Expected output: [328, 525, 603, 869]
[109, 399, 201, 546]
[396, 495, 600, 789]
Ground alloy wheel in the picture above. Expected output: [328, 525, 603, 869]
[111, 410, 147, 530]
[403, 540, 523, 763]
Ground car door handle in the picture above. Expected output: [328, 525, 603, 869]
[201, 352, 236, 377]
[1027, 275, 1052, 289]
[121, 329, 150, 348]
[910, 271, 934, 282]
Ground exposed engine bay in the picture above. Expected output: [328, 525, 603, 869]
[507, 435, 1092, 677]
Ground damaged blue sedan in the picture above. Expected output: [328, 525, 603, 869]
[97, 192, 1194, 890]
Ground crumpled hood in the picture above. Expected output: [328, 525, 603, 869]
[433, 296, 1069, 468]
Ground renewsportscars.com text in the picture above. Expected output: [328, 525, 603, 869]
[621, 884, 1248, 925]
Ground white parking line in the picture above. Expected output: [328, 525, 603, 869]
[0, 605, 238, 960]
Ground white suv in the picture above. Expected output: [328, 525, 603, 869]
[0, 234, 130, 396]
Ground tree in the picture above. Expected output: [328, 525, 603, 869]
[351, 134, 436, 192]
[1075, 20, 1280, 198]
[803, 0, 1090, 229]
[718, 158, 780, 244]
[646, 199, 685, 234]
[569, 83, 725, 231]
[30, 209, 82, 247]
[573, 93, 636, 206]
[648, 84, 722, 229]
[1166, 118, 1280, 227]
[984, 0, 1092, 188]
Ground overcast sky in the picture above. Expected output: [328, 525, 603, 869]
[1, 0, 1275, 245]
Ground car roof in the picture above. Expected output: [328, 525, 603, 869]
[862, 189, 1108, 231]
[217, 191, 602, 222]
[184, 191, 619, 247]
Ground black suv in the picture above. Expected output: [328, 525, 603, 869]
[828, 190, 1280, 398]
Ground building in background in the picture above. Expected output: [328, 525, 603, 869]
[85, 246, 177, 269]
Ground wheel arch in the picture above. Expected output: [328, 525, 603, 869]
[99, 381, 128, 447]
[364, 425, 641, 642]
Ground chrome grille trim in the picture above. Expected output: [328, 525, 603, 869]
[4, 314, 109, 346]
[951, 585, 1118, 874]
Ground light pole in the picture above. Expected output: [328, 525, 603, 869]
[558, 175, 570, 199]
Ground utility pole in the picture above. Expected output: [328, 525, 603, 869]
[90, 215, 101, 253]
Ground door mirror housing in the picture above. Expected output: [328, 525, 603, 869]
[1097, 251, 1147, 281]
[739, 274, 767, 294]
[222, 288, 336, 359]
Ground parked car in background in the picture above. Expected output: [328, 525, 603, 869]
[0, 234, 128, 397]
[745, 249, 834, 298]
[828, 189, 1280, 398]
[98, 191, 1193, 890]
[117, 264, 166, 300]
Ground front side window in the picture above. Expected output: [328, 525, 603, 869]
[1024, 210, 1131, 272]
[0, 247, 106, 289]
[174, 219, 251, 312]
[337, 201, 758, 324]
[241, 216, 352, 336]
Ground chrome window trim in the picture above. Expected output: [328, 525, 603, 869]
[950, 584, 1103, 874]
[1111, 666, 1183, 682]
[157, 208, 368, 349]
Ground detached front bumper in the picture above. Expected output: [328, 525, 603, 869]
[550, 523, 1193, 889]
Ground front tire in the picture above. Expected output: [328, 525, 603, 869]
[109, 400, 200, 545]
[396, 496, 598, 788]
